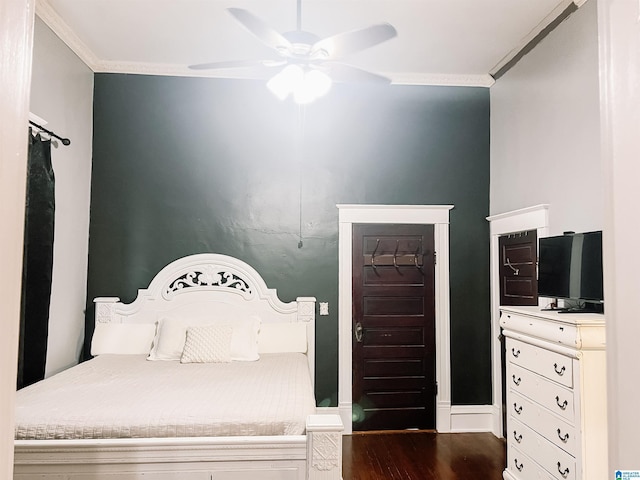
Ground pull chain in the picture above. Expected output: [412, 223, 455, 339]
[297, 104, 306, 248]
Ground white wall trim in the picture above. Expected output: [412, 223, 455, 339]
[35, 0, 99, 70]
[489, 0, 576, 76]
[387, 73, 495, 88]
[1, 0, 35, 475]
[316, 406, 341, 417]
[449, 405, 496, 433]
[597, 0, 640, 467]
[92, 61, 498, 88]
[337, 204, 453, 434]
[486, 204, 550, 437]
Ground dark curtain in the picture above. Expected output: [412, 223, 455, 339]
[17, 131, 55, 389]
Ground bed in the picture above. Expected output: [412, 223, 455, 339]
[13, 253, 343, 480]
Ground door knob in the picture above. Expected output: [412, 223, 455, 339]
[355, 322, 363, 342]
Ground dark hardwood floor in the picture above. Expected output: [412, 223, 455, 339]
[342, 431, 506, 480]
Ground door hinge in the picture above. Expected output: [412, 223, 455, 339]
[435, 381, 438, 396]
[434, 251, 437, 265]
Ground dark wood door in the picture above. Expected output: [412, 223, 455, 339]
[499, 230, 538, 306]
[498, 229, 538, 437]
[352, 224, 436, 431]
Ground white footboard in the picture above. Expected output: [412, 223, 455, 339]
[307, 414, 344, 480]
[14, 415, 344, 480]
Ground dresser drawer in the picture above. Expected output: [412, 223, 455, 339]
[508, 390, 577, 456]
[507, 338, 574, 388]
[510, 418, 576, 480]
[508, 363, 576, 423]
[501, 310, 579, 348]
[507, 444, 556, 480]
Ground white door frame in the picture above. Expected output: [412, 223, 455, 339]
[486, 204, 549, 437]
[1, 0, 35, 476]
[337, 204, 453, 433]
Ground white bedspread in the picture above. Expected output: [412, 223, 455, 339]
[15, 353, 316, 440]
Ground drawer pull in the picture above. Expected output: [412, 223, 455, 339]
[555, 396, 568, 410]
[513, 403, 523, 415]
[554, 363, 566, 376]
[511, 348, 521, 358]
[557, 428, 570, 443]
[513, 431, 522, 443]
[512, 375, 521, 386]
[514, 459, 524, 472]
[557, 462, 570, 478]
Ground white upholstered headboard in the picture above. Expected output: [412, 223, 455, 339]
[93, 253, 316, 383]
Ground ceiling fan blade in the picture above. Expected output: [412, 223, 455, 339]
[227, 8, 293, 56]
[311, 23, 397, 60]
[188, 59, 285, 71]
[323, 63, 392, 85]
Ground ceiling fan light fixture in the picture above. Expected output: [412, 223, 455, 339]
[302, 69, 332, 98]
[292, 82, 316, 104]
[267, 64, 304, 100]
[267, 64, 332, 104]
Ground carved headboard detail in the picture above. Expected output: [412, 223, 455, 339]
[93, 253, 316, 381]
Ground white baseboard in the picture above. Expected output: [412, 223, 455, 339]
[437, 401, 452, 432]
[337, 403, 353, 434]
[322, 403, 498, 435]
[449, 405, 496, 433]
[316, 406, 341, 416]
[491, 403, 504, 438]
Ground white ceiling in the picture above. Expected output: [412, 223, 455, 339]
[37, 0, 584, 87]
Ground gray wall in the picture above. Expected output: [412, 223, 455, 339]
[87, 75, 492, 406]
[490, 0, 602, 234]
[30, 17, 94, 377]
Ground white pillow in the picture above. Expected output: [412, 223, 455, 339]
[227, 315, 261, 361]
[181, 325, 233, 363]
[258, 322, 308, 354]
[147, 318, 189, 360]
[91, 323, 157, 355]
[148, 315, 261, 361]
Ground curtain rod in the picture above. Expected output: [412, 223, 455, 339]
[29, 120, 71, 146]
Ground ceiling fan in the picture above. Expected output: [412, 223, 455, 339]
[188, 0, 398, 103]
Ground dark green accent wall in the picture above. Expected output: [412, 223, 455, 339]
[87, 73, 491, 406]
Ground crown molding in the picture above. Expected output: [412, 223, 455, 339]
[36, 0, 100, 69]
[489, 0, 579, 79]
[91, 61, 272, 79]
[92, 61, 202, 77]
[92, 60, 495, 87]
[386, 72, 495, 88]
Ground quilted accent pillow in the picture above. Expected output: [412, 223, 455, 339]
[180, 325, 233, 363]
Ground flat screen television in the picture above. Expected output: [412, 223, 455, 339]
[537, 231, 604, 313]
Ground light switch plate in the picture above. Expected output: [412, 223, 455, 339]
[319, 302, 329, 316]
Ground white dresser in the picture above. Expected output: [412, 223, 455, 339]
[500, 306, 607, 480]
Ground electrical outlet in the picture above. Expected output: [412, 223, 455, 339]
[319, 302, 329, 316]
